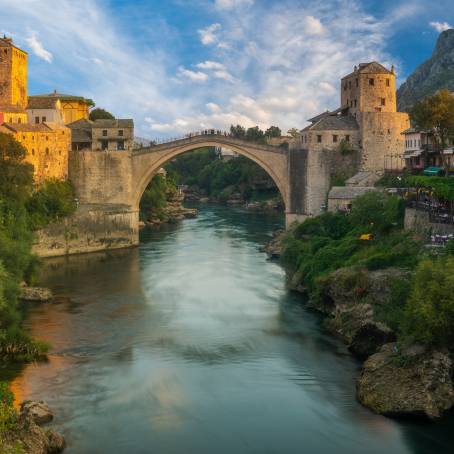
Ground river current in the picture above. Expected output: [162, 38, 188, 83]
[3, 205, 454, 453]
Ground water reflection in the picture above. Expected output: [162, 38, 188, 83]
[3, 205, 453, 453]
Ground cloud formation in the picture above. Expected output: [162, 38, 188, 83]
[26, 33, 53, 63]
[429, 21, 452, 33]
[198, 23, 221, 45]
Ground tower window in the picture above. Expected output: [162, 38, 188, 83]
[102, 130, 108, 136]
[32, 149, 35, 155]
[317, 135, 322, 143]
[333, 135, 338, 143]
[42, 116, 46, 123]
[381, 98, 386, 106]
[45, 148, 49, 155]
[345, 135, 350, 142]
[118, 130, 123, 136]
[18, 118, 21, 124]
[348, 81, 352, 89]
[35, 116, 39, 124]
[369, 78, 375, 86]
[386, 79, 390, 87]
[355, 78, 358, 87]
[354, 99, 357, 107]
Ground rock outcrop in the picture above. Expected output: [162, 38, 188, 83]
[20, 285, 53, 302]
[357, 343, 454, 419]
[1, 401, 65, 453]
[264, 229, 285, 259]
[397, 29, 454, 111]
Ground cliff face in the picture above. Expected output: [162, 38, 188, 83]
[397, 29, 454, 111]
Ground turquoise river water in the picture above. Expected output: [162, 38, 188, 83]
[2, 205, 454, 453]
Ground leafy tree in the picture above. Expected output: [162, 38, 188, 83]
[349, 192, 405, 233]
[230, 125, 246, 139]
[246, 126, 265, 143]
[404, 257, 454, 347]
[27, 180, 77, 229]
[265, 126, 282, 138]
[411, 90, 454, 174]
[89, 108, 115, 121]
[287, 128, 301, 138]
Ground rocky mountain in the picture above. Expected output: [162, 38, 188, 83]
[397, 29, 454, 111]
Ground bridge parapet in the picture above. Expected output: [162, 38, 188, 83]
[133, 132, 287, 156]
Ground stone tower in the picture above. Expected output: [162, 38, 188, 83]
[0, 36, 28, 109]
[341, 62, 409, 172]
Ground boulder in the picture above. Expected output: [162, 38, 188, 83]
[46, 429, 66, 453]
[264, 229, 285, 259]
[357, 343, 454, 419]
[20, 286, 53, 302]
[21, 400, 54, 425]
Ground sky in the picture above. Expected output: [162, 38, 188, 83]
[1, 0, 453, 138]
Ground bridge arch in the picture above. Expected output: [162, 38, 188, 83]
[131, 135, 290, 212]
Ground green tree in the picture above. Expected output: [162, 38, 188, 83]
[246, 126, 265, 143]
[411, 90, 454, 174]
[265, 126, 281, 138]
[404, 257, 454, 347]
[89, 108, 115, 121]
[287, 128, 301, 138]
[230, 125, 246, 139]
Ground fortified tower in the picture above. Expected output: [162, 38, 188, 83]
[0, 36, 28, 110]
[341, 62, 409, 171]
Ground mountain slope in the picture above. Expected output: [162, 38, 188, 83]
[397, 29, 454, 111]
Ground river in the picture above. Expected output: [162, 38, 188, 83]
[4, 205, 454, 453]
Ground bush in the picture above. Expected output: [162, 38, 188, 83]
[27, 180, 76, 229]
[0, 382, 17, 435]
[404, 257, 454, 347]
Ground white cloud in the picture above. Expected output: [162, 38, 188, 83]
[196, 61, 225, 70]
[215, 0, 254, 10]
[429, 21, 452, 33]
[198, 23, 221, 45]
[213, 69, 235, 82]
[303, 16, 325, 35]
[177, 67, 209, 82]
[26, 33, 53, 62]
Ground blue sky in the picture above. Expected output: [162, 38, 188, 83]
[1, 0, 453, 137]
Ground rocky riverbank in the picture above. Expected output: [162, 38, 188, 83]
[265, 230, 454, 420]
[183, 186, 283, 212]
[141, 192, 198, 227]
[0, 400, 65, 453]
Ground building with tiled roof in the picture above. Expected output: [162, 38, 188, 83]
[67, 118, 134, 152]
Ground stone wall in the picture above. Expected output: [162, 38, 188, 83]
[359, 112, 410, 172]
[32, 204, 138, 258]
[404, 208, 454, 236]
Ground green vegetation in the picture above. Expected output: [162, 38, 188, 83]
[282, 190, 454, 350]
[0, 133, 75, 361]
[89, 107, 115, 121]
[406, 175, 454, 200]
[140, 173, 177, 221]
[403, 257, 454, 347]
[410, 90, 454, 174]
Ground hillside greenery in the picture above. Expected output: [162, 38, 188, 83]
[281, 191, 454, 350]
[0, 132, 75, 362]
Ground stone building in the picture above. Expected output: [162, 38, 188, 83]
[303, 62, 410, 173]
[26, 96, 65, 125]
[0, 37, 71, 183]
[0, 36, 28, 124]
[0, 122, 70, 182]
[28, 91, 92, 124]
[68, 118, 134, 151]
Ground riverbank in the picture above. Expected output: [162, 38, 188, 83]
[267, 193, 454, 420]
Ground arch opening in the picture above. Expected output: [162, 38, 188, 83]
[133, 140, 289, 214]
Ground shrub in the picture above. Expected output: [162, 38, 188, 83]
[27, 180, 76, 229]
[404, 256, 454, 347]
[0, 382, 17, 435]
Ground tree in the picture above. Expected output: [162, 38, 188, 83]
[89, 108, 115, 121]
[287, 128, 301, 138]
[0, 133, 34, 203]
[246, 126, 265, 143]
[230, 124, 246, 139]
[265, 126, 281, 138]
[404, 257, 454, 347]
[411, 90, 454, 174]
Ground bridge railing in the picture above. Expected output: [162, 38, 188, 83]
[133, 130, 287, 154]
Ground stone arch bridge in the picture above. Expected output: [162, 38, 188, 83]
[34, 133, 331, 257]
